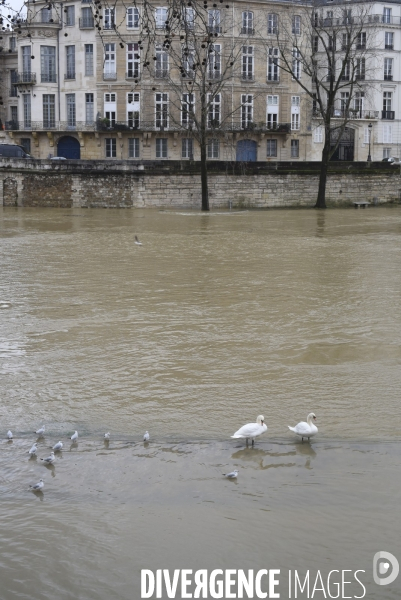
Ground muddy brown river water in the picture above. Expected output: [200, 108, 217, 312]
[0, 207, 400, 600]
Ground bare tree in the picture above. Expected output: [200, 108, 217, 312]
[276, 1, 378, 208]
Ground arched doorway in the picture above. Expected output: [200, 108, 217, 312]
[236, 139, 257, 161]
[330, 127, 355, 161]
[57, 136, 80, 159]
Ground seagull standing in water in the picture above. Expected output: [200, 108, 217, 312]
[53, 441, 63, 451]
[35, 426, 45, 437]
[143, 431, 150, 442]
[104, 432, 110, 440]
[29, 479, 44, 491]
[288, 413, 318, 442]
[70, 431, 78, 442]
[231, 415, 268, 446]
[41, 452, 55, 465]
[6, 430, 13, 440]
[134, 235, 142, 246]
[28, 442, 38, 456]
[223, 470, 238, 479]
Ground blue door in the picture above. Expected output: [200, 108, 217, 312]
[57, 136, 80, 159]
[236, 139, 257, 162]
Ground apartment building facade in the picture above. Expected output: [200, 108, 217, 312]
[0, 0, 312, 161]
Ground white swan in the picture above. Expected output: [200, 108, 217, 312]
[231, 415, 267, 446]
[288, 413, 318, 442]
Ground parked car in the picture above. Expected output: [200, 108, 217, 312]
[382, 157, 395, 162]
[0, 144, 31, 158]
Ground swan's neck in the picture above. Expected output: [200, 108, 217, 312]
[307, 416, 314, 426]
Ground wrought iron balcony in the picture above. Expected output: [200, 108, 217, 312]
[384, 74, 393, 81]
[4, 121, 98, 132]
[64, 72, 76, 80]
[16, 72, 36, 85]
[329, 109, 380, 119]
[382, 110, 395, 120]
[207, 25, 221, 34]
[103, 72, 117, 81]
[241, 27, 255, 35]
[79, 17, 95, 28]
[126, 71, 141, 80]
[154, 69, 168, 79]
[241, 73, 255, 81]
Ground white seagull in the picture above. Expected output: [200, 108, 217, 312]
[223, 470, 238, 479]
[70, 431, 78, 442]
[52, 441, 63, 451]
[134, 235, 142, 246]
[231, 415, 268, 446]
[6, 430, 13, 440]
[288, 413, 318, 442]
[28, 442, 38, 456]
[35, 425, 45, 437]
[41, 451, 55, 464]
[29, 479, 44, 491]
[143, 431, 150, 442]
[104, 432, 110, 440]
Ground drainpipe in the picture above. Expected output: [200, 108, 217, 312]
[57, 3, 62, 123]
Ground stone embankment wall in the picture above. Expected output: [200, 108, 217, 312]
[0, 159, 400, 209]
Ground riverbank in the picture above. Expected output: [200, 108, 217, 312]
[1, 159, 400, 208]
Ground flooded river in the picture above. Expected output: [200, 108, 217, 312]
[0, 207, 400, 599]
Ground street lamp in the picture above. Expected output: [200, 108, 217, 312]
[367, 122, 372, 162]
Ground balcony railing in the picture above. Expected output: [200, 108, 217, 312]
[16, 72, 36, 85]
[385, 44, 394, 50]
[79, 17, 95, 28]
[207, 25, 221, 34]
[241, 73, 255, 81]
[154, 69, 168, 79]
[64, 72, 76, 80]
[208, 71, 221, 80]
[267, 76, 280, 83]
[126, 71, 141, 80]
[103, 72, 117, 80]
[241, 27, 255, 34]
[329, 109, 380, 119]
[382, 110, 395, 120]
[239, 122, 291, 133]
[384, 74, 393, 81]
[41, 74, 57, 83]
[5, 120, 98, 132]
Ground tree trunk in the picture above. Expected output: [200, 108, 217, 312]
[315, 135, 331, 209]
[200, 139, 209, 212]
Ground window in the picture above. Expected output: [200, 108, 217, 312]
[20, 138, 31, 154]
[127, 43, 140, 78]
[104, 93, 116, 126]
[155, 93, 168, 129]
[127, 92, 140, 128]
[129, 138, 140, 158]
[10, 70, 18, 97]
[267, 139, 277, 157]
[208, 93, 221, 127]
[81, 7, 94, 27]
[23, 95, 31, 127]
[183, 8, 195, 30]
[292, 15, 301, 35]
[208, 9, 221, 33]
[383, 124, 392, 143]
[241, 94, 253, 128]
[325, 10, 333, 26]
[155, 45, 168, 78]
[104, 43, 116, 79]
[242, 46, 254, 80]
[105, 138, 117, 158]
[343, 9, 352, 24]
[66, 94, 76, 128]
[314, 126, 323, 143]
[127, 7, 139, 29]
[10, 106, 18, 126]
[208, 44, 221, 79]
[267, 13, 277, 34]
[383, 91, 392, 111]
[291, 96, 300, 130]
[104, 8, 115, 29]
[207, 139, 219, 159]
[292, 48, 301, 79]
[354, 92, 364, 116]
[241, 11, 253, 34]
[342, 33, 350, 51]
[182, 93, 195, 127]
[182, 138, 193, 159]
[43, 94, 55, 128]
[356, 32, 366, 49]
[364, 127, 370, 144]
[340, 92, 349, 113]
[384, 58, 393, 80]
[86, 93, 94, 124]
[267, 95, 278, 130]
[182, 45, 195, 78]
[41, 7, 51, 22]
[385, 32, 393, 50]
[267, 47, 279, 81]
[383, 147, 391, 159]
[328, 35, 335, 51]
[22, 46, 31, 77]
[341, 59, 350, 81]
[9, 37, 16, 52]
[41, 46, 56, 83]
[65, 5, 75, 26]
[155, 7, 168, 29]
[65, 46, 75, 79]
[85, 44, 94, 76]
[356, 58, 365, 80]
[383, 7, 391, 24]
[156, 138, 168, 158]
[291, 139, 299, 158]
[313, 36, 319, 53]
